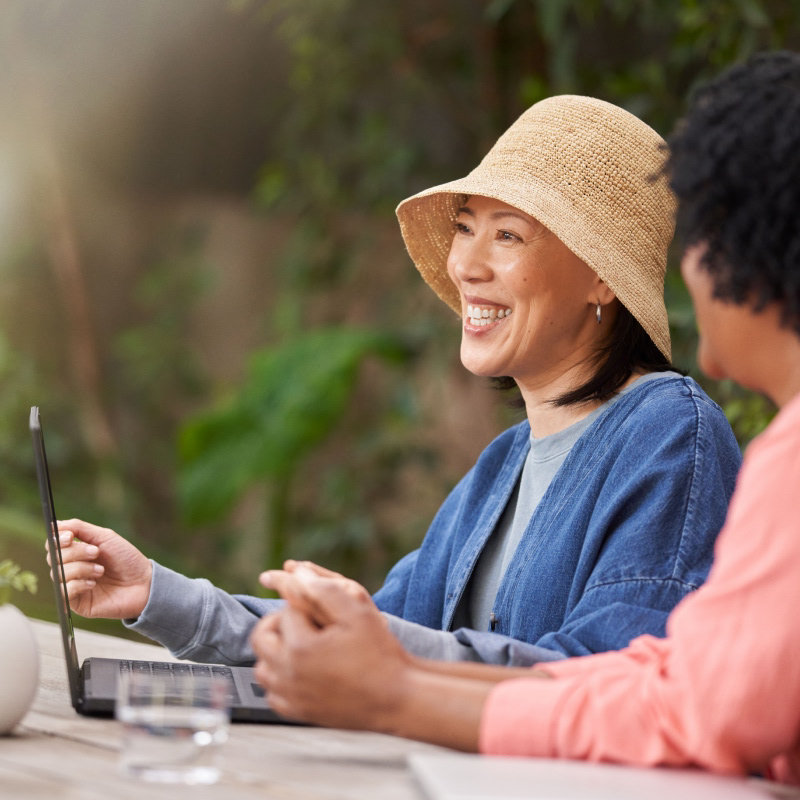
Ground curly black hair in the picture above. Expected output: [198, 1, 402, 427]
[668, 51, 800, 335]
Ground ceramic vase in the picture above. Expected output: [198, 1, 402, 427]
[0, 604, 39, 733]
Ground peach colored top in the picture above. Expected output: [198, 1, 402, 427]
[480, 391, 800, 784]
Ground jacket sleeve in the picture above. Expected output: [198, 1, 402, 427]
[371, 549, 421, 615]
[384, 615, 567, 665]
[124, 561, 282, 665]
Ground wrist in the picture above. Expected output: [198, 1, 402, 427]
[378, 659, 488, 751]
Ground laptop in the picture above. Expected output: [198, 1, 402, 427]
[408, 753, 798, 800]
[30, 405, 288, 723]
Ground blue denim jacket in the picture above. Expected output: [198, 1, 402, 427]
[128, 375, 741, 666]
[372, 374, 741, 656]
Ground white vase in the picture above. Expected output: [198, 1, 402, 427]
[0, 604, 39, 734]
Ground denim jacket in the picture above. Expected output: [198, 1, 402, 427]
[374, 375, 740, 654]
[128, 375, 741, 666]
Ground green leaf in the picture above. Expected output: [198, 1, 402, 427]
[178, 326, 408, 524]
[0, 559, 38, 604]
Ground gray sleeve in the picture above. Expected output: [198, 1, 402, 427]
[384, 614, 482, 661]
[384, 615, 566, 666]
[123, 561, 283, 665]
[452, 628, 567, 666]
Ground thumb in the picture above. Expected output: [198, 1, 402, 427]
[56, 519, 113, 546]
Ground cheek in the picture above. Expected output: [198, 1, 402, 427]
[445, 248, 457, 280]
[696, 334, 727, 381]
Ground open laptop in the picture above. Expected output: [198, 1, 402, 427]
[30, 405, 288, 723]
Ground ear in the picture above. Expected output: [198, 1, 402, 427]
[589, 276, 616, 308]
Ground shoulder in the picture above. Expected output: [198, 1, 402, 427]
[608, 374, 730, 432]
[586, 374, 741, 471]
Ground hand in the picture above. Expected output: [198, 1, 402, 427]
[251, 568, 411, 730]
[259, 560, 367, 626]
[45, 519, 152, 620]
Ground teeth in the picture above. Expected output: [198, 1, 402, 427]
[466, 304, 512, 325]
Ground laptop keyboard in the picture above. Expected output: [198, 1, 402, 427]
[118, 659, 242, 705]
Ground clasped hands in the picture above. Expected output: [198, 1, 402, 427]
[250, 561, 411, 731]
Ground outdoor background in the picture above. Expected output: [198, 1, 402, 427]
[1, 0, 796, 635]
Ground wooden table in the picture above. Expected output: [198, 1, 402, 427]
[2, 619, 448, 799]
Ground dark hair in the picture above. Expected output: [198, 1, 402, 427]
[494, 303, 674, 407]
[668, 50, 800, 335]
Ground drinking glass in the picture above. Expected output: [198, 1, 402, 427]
[116, 669, 231, 784]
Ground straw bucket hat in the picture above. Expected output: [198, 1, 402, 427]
[396, 94, 676, 361]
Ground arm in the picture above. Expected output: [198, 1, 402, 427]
[272, 560, 567, 666]
[125, 562, 279, 665]
[52, 518, 279, 665]
[482, 414, 800, 778]
[251, 568, 552, 749]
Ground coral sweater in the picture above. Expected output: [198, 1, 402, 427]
[480, 391, 800, 784]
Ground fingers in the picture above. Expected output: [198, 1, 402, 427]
[44, 529, 73, 561]
[258, 568, 293, 593]
[60, 558, 105, 584]
[45, 525, 106, 597]
[250, 607, 322, 723]
[282, 560, 343, 579]
[45, 530, 100, 577]
[250, 613, 282, 662]
[55, 519, 115, 546]
[279, 603, 321, 646]
[65, 577, 100, 598]
[281, 567, 372, 627]
[259, 569, 321, 623]
[60, 539, 100, 562]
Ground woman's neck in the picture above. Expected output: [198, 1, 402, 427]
[520, 371, 644, 438]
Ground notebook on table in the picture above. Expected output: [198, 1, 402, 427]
[408, 753, 799, 800]
[30, 405, 288, 724]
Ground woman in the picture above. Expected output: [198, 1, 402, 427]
[252, 53, 800, 783]
[54, 95, 740, 669]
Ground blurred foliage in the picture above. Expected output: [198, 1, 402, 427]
[0, 559, 38, 606]
[1, 0, 796, 630]
[179, 326, 413, 568]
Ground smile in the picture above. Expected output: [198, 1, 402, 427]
[466, 304, 513, 327]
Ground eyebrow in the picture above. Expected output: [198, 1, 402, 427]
[457, 206, 534, 225]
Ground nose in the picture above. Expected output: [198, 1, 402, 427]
[446, 231, 493, 287]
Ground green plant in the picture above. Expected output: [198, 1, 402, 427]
[0, 559, 37, 606]
[178, 325, 412, 570]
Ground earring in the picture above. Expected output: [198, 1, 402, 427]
[596, 303, 602, 324]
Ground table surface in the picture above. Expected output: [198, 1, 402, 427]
[8, 619, 800, 800]
[4, 618, 449, 799]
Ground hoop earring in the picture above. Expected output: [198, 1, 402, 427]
[596, 303, 602, 324]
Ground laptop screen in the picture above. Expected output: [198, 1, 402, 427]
[30, 406, 82, 708]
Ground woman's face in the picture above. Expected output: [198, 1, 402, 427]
[682, 242, 800, 407]
[680, 242, 761, 384]
[446, 195, 607, 390]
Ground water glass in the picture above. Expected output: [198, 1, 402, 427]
[116, 669, 231, 784]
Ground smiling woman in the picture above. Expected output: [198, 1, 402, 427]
[53, 95, 740, 684]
